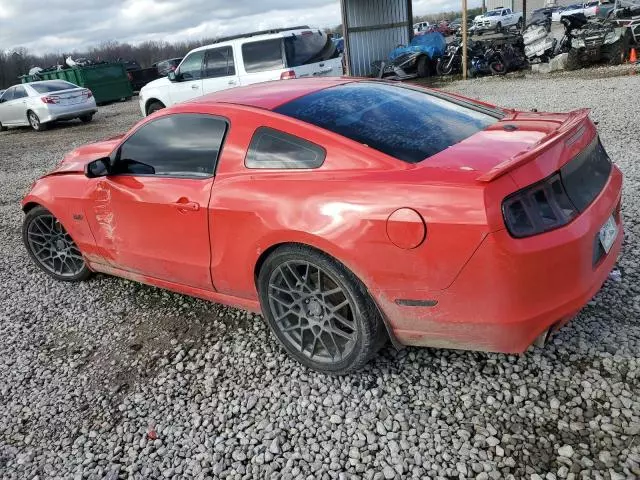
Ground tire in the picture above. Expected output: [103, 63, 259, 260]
[79, 114, 94, 123]
[146, 101, 165, 116]
[22, 206, 91, 282]
[516, 19, 523, 31]
[0, 122, 6, 132]
[603, 35, 629, 66]
[496, 22, 502, 34]
[436, 57, 454, 75]
[257, 245, 387, 374]
[566, 48, 581, 71]
[27, 111, 47, 132]
[416, 56, 431, 77]
[489, 60, 507, 75]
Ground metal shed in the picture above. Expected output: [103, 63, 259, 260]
[340, 0, 413, 76]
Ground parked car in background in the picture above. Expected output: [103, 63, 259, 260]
[139, 26, 342, 116]
[21, 78, 623, 373]
[552, 1, 607, 21]
[0, 80, 97, 132]
[474, 7, 524, 33]
[153, 58, 183, 76]
[413, 21, 431, 33]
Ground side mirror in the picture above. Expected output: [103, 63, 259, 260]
[168, 71, 177, 82]
[85, 157, 111, 178]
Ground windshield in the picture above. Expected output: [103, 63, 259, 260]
[30, 81, 78, 93]
[485, 10, 501, 16]
[284, 31, 339, 67]
[275, 82, 499, 163]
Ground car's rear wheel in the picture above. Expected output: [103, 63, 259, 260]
[79, 114, 94, 123]
[27, 111, 47, 132]
[258, 245, 386, 374]
[22, 206, 91, 282]
[0, 122, 6, 132]
[146, 101, 165, 115]
[496, 22, 503, 33]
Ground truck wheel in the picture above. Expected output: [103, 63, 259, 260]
[416, 56, 431, 77]
[146, 101, 165, 116]
[516, 19, 523, 30]
[495, 22, 503, 34]
[0, 122, 6, 132]
[566, 48, 581, 71]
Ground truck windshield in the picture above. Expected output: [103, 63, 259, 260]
[275, 82, 500, 164]
[485, 11, 501, 16]
[284, 31, 339, 67]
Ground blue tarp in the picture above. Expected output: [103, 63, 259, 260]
[388, 32, 447, 61]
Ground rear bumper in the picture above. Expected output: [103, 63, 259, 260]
[382, 166, 623, 353]
[37, 102, 97, 124]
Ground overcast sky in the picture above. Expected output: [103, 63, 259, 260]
[0, 0, 480, 55]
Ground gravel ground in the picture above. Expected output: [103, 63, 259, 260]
[1, 73, 639, 480]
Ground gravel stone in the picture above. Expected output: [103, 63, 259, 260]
[0, 69, 638, 480]
[558, 446, 575, 458]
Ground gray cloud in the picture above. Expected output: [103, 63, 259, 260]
[0, 0, 480, 54]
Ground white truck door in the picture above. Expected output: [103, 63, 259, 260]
[201, 46, 239, 95]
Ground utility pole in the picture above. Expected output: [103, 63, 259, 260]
[462, 0, 468, 80]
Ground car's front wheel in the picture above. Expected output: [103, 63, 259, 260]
[146, 101, 165, 115]
[79, 114, 94, 123]
[258, 245, 386, 374]
[22, 206, 91, 282]
[28, 111, 47, 132]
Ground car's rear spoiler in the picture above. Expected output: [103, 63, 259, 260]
[476, 108, 591, 182]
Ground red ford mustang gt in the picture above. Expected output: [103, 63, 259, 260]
[21, 78, 623, 373]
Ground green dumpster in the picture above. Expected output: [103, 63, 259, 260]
[20, 63, 133, 105]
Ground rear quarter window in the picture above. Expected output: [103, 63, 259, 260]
[245, 127, 325, 169]
[274, 82, 499, 164]
[242, 39, 284, 73]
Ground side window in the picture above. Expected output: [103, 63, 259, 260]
[245, 127, 325, 169]
[204, 46, 235, 78]
[13, 86, 28, 99]
[1, 87, 15, 102]
[177, 51, 204, 80]
[116, 114, 227, 177]
[242, 39, 284, 73]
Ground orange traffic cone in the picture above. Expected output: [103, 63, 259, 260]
[630, 48, 638, 64]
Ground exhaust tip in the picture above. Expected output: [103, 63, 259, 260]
[533, 329, 550, 348]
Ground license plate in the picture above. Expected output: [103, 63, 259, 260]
[599, 215, 617, 254]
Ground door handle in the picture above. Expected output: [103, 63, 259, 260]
[228, 80, 237, 85]
[191, 84, 199, 89]
[172, 200, 200, 212]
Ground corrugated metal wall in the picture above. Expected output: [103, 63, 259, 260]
[341, 0, 412, 77]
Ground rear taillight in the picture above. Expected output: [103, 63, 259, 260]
[41, 96, 59, 104]
[85, 89, 93, 98]
[280, 70, 297, 80]
[502, 173, 578, 238]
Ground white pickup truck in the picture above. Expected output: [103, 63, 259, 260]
[473, 8, 523, 34]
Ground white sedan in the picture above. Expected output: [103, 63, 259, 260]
[0, 80, 97, 132]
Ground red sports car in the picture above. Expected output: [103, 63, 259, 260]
[21, 78, 623, 373]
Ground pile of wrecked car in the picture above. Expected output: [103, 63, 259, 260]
[378, 1, 639, 80]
